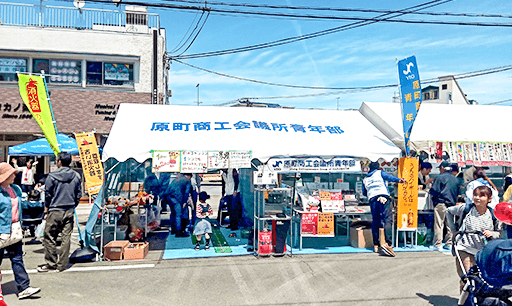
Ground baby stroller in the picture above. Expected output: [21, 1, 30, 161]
[454, 231, 512, 306]
[21, 190, 45, 239]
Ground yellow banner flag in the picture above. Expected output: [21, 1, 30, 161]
[397, 157, 419, 229]
[75, 132, 103, 195]
[18, 74, 60, 156]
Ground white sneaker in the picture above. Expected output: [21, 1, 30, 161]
[18, 287, 41, 299]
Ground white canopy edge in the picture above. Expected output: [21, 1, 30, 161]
[359, 102, 512, 152]
[102, 103, 401, 164]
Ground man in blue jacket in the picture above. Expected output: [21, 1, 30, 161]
[362, 161, 405, 257]
[38, 152, 81, 273]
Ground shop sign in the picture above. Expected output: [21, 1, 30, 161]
[150, 121, 344, 135]
[397, 157, 418, 230]
[0, 58, 27, 73]
[267, 157, 360, 173]
[152, 150, 252, 172]
[428, 141, 512, 167]
[49, 59, 81, 84]
[76, 132, 103, 195]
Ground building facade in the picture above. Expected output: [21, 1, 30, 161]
[0, 2, 168, 161]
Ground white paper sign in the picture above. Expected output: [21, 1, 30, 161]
[207, 151, 230, 169]
[181, 151, 208, 173]
[152, 150, 181, 172]
[229, 151, 252, 168]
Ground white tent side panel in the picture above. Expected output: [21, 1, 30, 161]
[102, 104, 401, 163]
[360, 102, 512, 152]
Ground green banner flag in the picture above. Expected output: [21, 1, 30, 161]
[18, 74, 60, 156]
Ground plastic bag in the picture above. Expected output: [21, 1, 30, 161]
[35, 220, 46, 238]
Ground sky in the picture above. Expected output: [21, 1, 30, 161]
[14, 0, 512, 109]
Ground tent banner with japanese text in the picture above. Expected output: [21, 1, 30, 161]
[398, 55, 422, 155]
[18, 74, 60, 156]
[397, 157, 418, 229]
[75, 132, 103, 195]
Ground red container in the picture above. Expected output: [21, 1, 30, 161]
[258, 230, 272, 255]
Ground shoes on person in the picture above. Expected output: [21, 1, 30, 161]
[170, 229, 177, 235]
[175, 231, 190, 238]
[18, 287, 41, 299]
[194, 242, 200, 251]
[373, 245, 380, 253]
[205, 244, 210, 250]
[37, 264, 57, 273]
[443, 244, 452, 251]
[380, 243, 396, 257]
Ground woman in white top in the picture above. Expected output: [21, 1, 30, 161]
[446, 185, 502, 292]
[12, 158, 38, 193]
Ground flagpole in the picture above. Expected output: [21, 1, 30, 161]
[41, 70, 61, 153]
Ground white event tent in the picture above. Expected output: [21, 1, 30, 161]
[359, 102, 512, 154]
[102, 103, 401, 163]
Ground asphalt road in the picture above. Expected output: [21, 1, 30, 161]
[2, 251, 460, 306]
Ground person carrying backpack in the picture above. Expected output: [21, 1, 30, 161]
[446, 185, 503, 292]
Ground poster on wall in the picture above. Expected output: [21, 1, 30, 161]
[503, 143, 512, 166]
[207, 151, 230, 169]
[49, 59, 81, 84]
[301, 213, 317, 235]
[151, 150, 181, 172]
[397, 157, 418, 229]
[229, 151, 252, 168]
[104, 63, 130, 81]
[463, 143, 474, 165]
[181, 151, 208, 173]
[445, 141, 457, 163]
[479, 142, 491, 166]
[456, 142, 465, 166]
[472, 143, 482, 166]
[317, 213, 335, 236]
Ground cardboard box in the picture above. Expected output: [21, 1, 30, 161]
[104, 240, 129, 260]
[124, 242, 149, 260]
[349, 223, 374, 248]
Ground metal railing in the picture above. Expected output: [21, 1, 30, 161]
[0, 2, 159, 33]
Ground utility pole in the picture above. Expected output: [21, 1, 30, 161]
[196, 83, 202, 106]
[336, 97, 340, 110]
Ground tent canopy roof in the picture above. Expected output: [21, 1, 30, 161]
[102, 103, 400, 163]
[359, 102, 512, 152]
[8, 133, 78, 156]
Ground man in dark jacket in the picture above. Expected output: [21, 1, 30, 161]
[164, 173, 192, 237]
[429, 161, 460, 252]
[38, 152, 81, 272]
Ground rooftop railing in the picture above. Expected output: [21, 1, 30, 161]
[0, 2, 160, 34]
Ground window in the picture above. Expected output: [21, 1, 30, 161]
[0, 58, 27, 82]
[86, 61, 103, 85]
[423, 92, 430, 100]
[104, 63, 133, 86]
[48, 59, 81, 84]
[442, 84, 448, 90]
[433, 90, 439, 99]
[86, 61, 134, 86]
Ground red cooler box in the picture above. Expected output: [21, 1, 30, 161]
[258, 230, 273, 255]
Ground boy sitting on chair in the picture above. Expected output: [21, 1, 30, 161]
[194, 191, 214, 250]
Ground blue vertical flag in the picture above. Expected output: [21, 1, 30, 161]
[397, 55, 422, 155]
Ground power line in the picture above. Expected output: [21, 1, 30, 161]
[170, 0, 458, 59]
[159, 0, 512, 20]
[484, 98, 512, 105]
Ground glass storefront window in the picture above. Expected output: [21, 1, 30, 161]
[86, 61, 102, 85]
[48, 59, 82, 85]
[104, 62, 133, 86]
[0, 58, 27, 82]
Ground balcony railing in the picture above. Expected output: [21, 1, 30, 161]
[0, 2, 159, 33]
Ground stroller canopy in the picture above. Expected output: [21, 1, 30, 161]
[476, 239, 512, 287]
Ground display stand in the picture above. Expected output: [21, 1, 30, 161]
[253, 188, 293, 257]
[395, 228, 417, 248]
